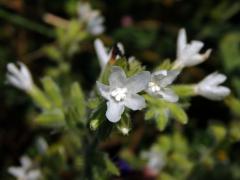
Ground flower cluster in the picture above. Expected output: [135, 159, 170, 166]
[77, 2, 105, 35]
[8, 156, 41, 180]
[6, 28, 230, 125]
[95, 28, 230, 123]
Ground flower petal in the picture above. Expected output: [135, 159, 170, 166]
[198, 86, 230, 100]
[124, 94, 146, 110]
[27, 170, 41, 180]
[109, 66, 127, 88]
[8, 167, 25, 178]
[200, 72, 227, 86]
[187, 40, 204, 55]
[6, 74, 23, 90]
[7, 63, 21, 76]
[159, 88, 179, 102]
[106, 101, 124, 123]
[154, 70, 180, 87]
[96, 81, 110, 100]
[126, 71, 151, 93]
[20, 156, 32, 169]
[94, 39, 109, 69]
[177, 28, 187, 57]
[19, 62, 32, 87]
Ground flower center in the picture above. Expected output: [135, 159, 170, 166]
[111, 87, 128, 102]
[148, 82, 161, 93]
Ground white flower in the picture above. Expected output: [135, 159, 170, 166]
[142, 150, 165, 175]
[94, 39, 124, 70]
[8, 156, 41, 180]
[97, 66, 150, 123]
[78, 2, 105, 35]
[36, 137, 48, 155]
[146, 70, 179, 102]
[195, 72, 230, 100]
[173, 28, 212, 69]
[6, 62, 33, 92]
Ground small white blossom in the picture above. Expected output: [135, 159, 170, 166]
[142, 150, 165, 175]
[195, 72, 230, 100]
[94, 39, 124, 70]
[6, 62, 33, 92]
[36, 137, 48, 155]
[97, 66, 150, 123]
[173, 28, 212, 69]
[78, 2, 105, 35]
[8, 156, 41, 180]
[146, 70, 179, 102]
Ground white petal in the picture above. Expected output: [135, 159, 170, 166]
[201, 72, 227, 86]
[159, 88, 179, 103]
[190, 49, 212, 65]
[7, 63, 20, 76]
[19, 62, 33, 88]
[20, 156, 32, 169]
[117, 42, 125, 55]
[198, 86, 230, 100]
[94, 39, 109, 69]
[19, 63, 31, 80]
[89, 25, 105, 35]
[106, 101, 125, 123]
[109, 66, 127, 87]
[154, 70, 180, 87]
[8, 167, 25, 178]
[96, 81, 110, 100]
[6, 74, 23, 90]
[188, 40, 204, 55]
[126, 71, 151, 93]
[177, 28, 187, 58]
[26, 170, 41, 180]
[124, 94, 146, 110]
[180, 43, 201, 61]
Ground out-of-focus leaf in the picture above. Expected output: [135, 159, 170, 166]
[42, 77, 63, 107]
[30, 86, 52, 110]
[43, 46, 62, 62]
[209, 123, 227, 142]
[70, 82, 86, 120]
[167, 103, 188, 124]
[127, 58, 145, 77]
[171, 85, 195, 97]
[156, 109, 169, 131]
[225, 96, 240, 117]
[220, 32, 240, 73]
[35, 108, 65, 127]
[104, 155, 120, 176]
[117, 113, 131, 135]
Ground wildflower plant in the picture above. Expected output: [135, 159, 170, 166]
[4, 0, 233, 177]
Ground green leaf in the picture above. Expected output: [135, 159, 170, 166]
[171, 85, 195, 97]
[220, 32, 240, 73]
[167, 103, 188, 124]
[116, 113, 132, 135]
[156, 109, 169, 131]
[42, 77, 63, 107]
[114, 58, 128, 70]
[127, 58, 145, 77]
[43, 46, 62, 62]
[35, 108, 65, 127]
[145, 108, 155, 120]
[29, 86, 52, 110]
[155, 59, 172, 71]
[70, 82, 86, 119]
[104, 155, 120, 176]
